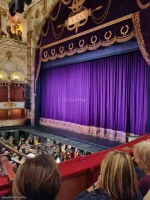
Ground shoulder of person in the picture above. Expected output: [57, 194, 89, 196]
[75, 189, 111, 200]
[137, 190, 144, 200]
[139, 176, 150, 185]
[144, 189, 150, 200]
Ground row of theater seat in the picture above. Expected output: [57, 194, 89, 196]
[0, 134, 150, 200]
[57, 135, 150, 200]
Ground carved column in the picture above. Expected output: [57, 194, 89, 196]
[8, 79, 11, 102]
[27, 8, 32, 122]
[8, 109, 10, 119]
[0, 8, 1, 30]
[42, 0, 47, 14]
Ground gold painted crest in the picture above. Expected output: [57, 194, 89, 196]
[58, 0, 103, 33]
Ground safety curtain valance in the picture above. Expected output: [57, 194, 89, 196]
[35, 0, 150, 80]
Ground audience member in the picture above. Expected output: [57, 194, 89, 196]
[12, 154, 61, 200]
[75, 151, 143, 200]
[133, 141, 150, 197]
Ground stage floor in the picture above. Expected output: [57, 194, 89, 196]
[0, 125, 122, 153]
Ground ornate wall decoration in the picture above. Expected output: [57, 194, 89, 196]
[24, 13, 28, 19]
[2, 60, 17, 74]
[7, 14, 24, 41]
[0, 119, 25, 127]
[0, 102, 24, 109]
[1, 10, 7, 17]
[4, 102, 16, 108]
[6, 51, 12, 60]
[14, 54, 27, 64]
[35, 10, 40, 19]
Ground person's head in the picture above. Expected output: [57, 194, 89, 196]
[133, 141, 150, 172]
[13, 153, 17, 157]
[19, 149, 22, 153]
[100, 151, 137, 200]
[16, 156, 19, 160]
[2, 147, 5, 152]
[12, 154, 60, 200]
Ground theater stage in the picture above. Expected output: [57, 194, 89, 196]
[0, 125, 122, 153]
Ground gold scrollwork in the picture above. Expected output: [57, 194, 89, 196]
[79, 39, 85, 47]
[68, 43, 74, 51]
[61, 0, 72, 5]
[51, 49, 56, 56]
[2, 10, 7, 17]
[59, 46, 64, 53]
[91, 35, 97, 44]
[137, 0, 150, 9]
[120, 25, 129, 36]
[104, 31, 112, 41]
[44, 51, 48, 58]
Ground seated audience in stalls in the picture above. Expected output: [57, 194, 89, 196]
[12, 154, 60, 200]
[133, 141, 150, 197]
[34, 136, 39, 146]
[75, 151, 143, 200]
[8, 136, 15, 147]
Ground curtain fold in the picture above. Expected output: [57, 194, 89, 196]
[40, 51, 148, 137]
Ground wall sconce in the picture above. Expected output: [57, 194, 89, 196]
[0, 75, 3, 79]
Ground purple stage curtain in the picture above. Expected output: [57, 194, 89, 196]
[133, 6, 150, 65]
[40, 51, 148, 136]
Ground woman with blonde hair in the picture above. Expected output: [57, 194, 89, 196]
[133, 141, 150, 197]
[12, 154, 60, 200]
[75, 151, 143, 200]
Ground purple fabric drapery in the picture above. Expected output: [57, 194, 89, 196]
[40, 51, 148, 136]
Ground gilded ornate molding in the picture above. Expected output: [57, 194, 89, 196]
[132, 12, 150, 65]
[41, 14, 133, 49]
[136, 0, 150, 9]
[0, 119, 25, 127]
[4, 102, 16, 108]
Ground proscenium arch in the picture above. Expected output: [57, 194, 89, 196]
[32, 0, 59, 63]
[30, 0, 59, 125]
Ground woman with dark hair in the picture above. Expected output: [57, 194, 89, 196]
[12, 154, 60, 200]
[75, 151, 143, 200]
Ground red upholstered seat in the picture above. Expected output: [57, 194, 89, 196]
[0, 188, 11, 197]
[2, 160, 15, 181]
[0, 176, 10, 190]
[0, 176, 11, 197]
